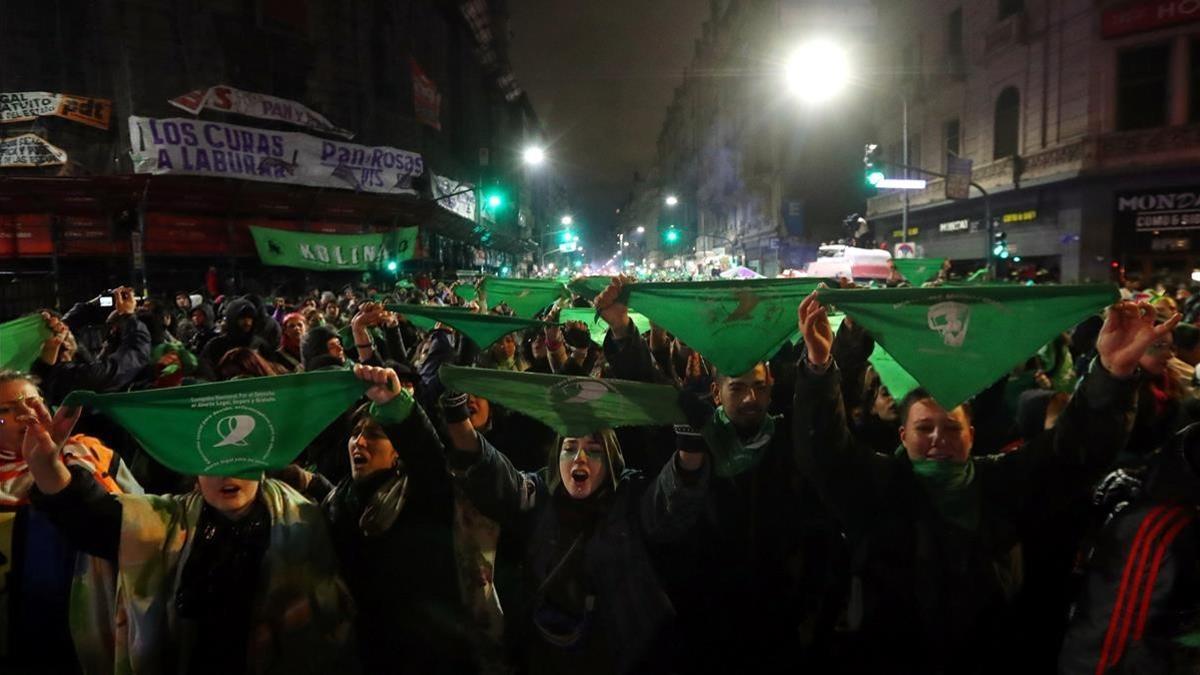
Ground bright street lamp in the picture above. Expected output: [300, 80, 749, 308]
[664, 195, 679, 207]
[561, 215, 573, 226]
[783, 39, 850, 103]
[636, 225, 646, 234]
[522, 145, 546, 166]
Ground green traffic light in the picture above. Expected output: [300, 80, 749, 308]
[386, 260, 399, 273]
[665, 229, 680, 243]
[487, 193, 503, 209]
[866, 170, 885, 187]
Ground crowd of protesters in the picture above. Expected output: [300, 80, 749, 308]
[0, 267, 1197, 675]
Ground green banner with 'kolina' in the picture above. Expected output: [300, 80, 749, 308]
[63, 370, 367, 478]
[818, 284, 1117, 409]
[250, 225, 417, 271]
[440, 365, 686, 437]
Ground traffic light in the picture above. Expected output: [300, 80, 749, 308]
[560, 230, 572, 244]
[482, 185, 507, 212]
[992, 231, 1009, 259]
[863, 144, 885, 187]
[664, 227, 680, 244]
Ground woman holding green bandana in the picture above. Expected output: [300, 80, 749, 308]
[19, 394, 358, 675]
[441, 392, 711, 675]
[795, 295, 1175, 674]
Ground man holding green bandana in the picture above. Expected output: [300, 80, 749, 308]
[595, 276, 845, 674]
[795, 294, 1176, 674]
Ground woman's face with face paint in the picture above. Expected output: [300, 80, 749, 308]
[558, 435, 608, 500]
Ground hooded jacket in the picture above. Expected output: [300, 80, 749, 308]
[185, 303, 217, 355]
[451, 428, 709, 675]
[199, 297, 273, 373]
[302, 325, 344, 370]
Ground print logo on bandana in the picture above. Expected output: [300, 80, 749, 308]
[927, 301, 971, 347]
[196, 406, 276, 468]
[548, 378, 617, 405]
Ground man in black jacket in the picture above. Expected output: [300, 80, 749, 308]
[794, 294, 1168, 674]
[31, 287, 151, 406]
[594, 277, 845, 674]
[198, 296, 274, 377]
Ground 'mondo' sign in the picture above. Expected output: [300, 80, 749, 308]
[1116, 187, 1200, 232]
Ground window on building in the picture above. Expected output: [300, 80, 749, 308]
[1189, 40, 1200, 123]
[947, 8, 963, 58]
[1117, 44, 1170, 130]
[944, 119, 961, 169]
[993, 87, 1020, 159]
[999, 0, 1023, 19]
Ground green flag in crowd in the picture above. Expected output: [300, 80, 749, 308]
[63, 370, 366, 478]
[453, 284, 478, 302]
[892, 258, 945, 286]
[389, 304, 546, 347]
[868, 345, 921, 402]
[817, 284, 1117, 409]
[249, 225, 417, 271]
[440, 365, 686, 437]
[0, 314, 51, 373]
[0, 312, 50, 369]
[481, 277, 566, 318]
[567, 276, 612, 301]
[559, 308, 652, 345]
[576, 278, 827, 376]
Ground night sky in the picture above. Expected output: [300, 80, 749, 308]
[509, 1, 710, 257]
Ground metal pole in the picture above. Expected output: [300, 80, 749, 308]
[902, 95, 909, 244]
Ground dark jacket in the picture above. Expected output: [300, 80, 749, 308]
[31, 315, 151, 406]
[1059, 428, 1200, 675]
[603, 319, 845, 673]
[452, 436, 708, 675]
[793, 359, 1137, 674]
[322, 402, 474, 675]
[198, 298, 274, 377]
[185, 303, 217, 355]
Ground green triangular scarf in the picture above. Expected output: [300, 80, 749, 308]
[388, 304, 546, 347]
[568, 278, 828, 377]
[560, 308, 652, 345]
[63, 370, 367, 477]
[453, 284, 478, 301]
[0, 314, 51, 372]
[817, 284, 1117, 409]
[700, 408, 778, 478]
[440, 365, 686, 437]
[481, 277, 567, 318]
[893, 258, 945, 286]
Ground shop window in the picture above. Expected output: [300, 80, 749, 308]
[998, 0, 1023, 19]
[993, 87, 1020, 160]
[1190, 39, 1200, 123]
[1117, 43, 1170, 131]
[944, 119, 961, 170]
[947, 8, 963, 58]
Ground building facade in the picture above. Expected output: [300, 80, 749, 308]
[868, 0, 1200, 283]
[0, 0, 556, 315]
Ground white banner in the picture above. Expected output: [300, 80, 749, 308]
[0, 134, 68, 167]
[1, 92, 112, 129]
[432, 174, 476, 222]
[169, 85, 353, 138]
[128, 116, 423, 196]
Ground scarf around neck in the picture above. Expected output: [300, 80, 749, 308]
[907, 452, 980, 531]
[702, 408, 777, 478]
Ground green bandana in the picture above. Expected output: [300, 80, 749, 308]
[559, 308, 652, 345]
[249, 225, 416, 271]
[892, 258, 945, 286]
[453, 285, 478, 301]
[818, 284, 1117, 408]
[908, 455, 980, 531]
[388, 304, 545, 347]
[63, 370, 366, 478]
[0, 314, 51, 372]
[568, 277, 828, 376]
[481, 277, 567, 318]
[440, 365, 686, 437]
[701, 408, 777, 478]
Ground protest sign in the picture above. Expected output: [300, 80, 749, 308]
[0, 134, 67, 167]
[0, 92, 112, 129]
[169, 85, 352, 138]
[250, 226, 417, 271]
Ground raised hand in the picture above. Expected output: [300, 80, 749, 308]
[18, 397, 80, 466]
[354, 364, 402, 404]
[595, 275, 632, 336]
[113, 286, 137, 315]
[1097, 301, 1182, 378]
[798, 292, 834, 368]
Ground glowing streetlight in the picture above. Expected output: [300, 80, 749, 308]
[665, 195, 679, 207]
[561, 215, 573, 226]
[522, 145, 546, 166]
[636, 226, 646, 234]
[783, 39, 850, 103]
